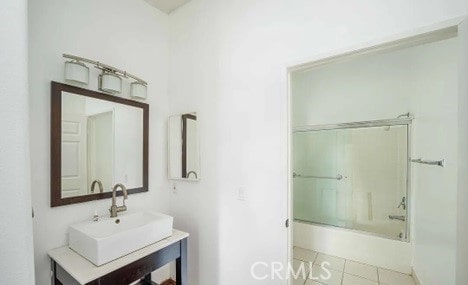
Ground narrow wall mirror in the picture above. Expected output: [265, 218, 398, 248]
[51, 82, 149, 207]
[168, 113, 200, 181]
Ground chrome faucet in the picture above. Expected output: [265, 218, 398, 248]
[109, 184, 128, 218]
[91, 179, 104, 194]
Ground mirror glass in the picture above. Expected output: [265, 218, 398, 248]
[168, 113, 200, 181]
[61, 91, 143, 198]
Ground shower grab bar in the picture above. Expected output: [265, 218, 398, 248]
[411, 158, 445, 167]
[293, 172, 343, 180]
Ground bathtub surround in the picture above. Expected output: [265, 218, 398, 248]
[0, 0, 35, 284]
[293, 122, 410, 241]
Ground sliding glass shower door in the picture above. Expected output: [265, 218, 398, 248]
[293, 124, 409, 240]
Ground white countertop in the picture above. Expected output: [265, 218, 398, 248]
[48, 229, 189, 285]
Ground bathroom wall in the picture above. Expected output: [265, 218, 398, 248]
[457, 19, 468, 285]
[168, 0, 467, 284]
[28, 0, 171, 284]
[0, 0, 35, 283]
[292, 37, 459, 283]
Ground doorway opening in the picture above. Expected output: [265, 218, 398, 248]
[286, 19, 464, 285]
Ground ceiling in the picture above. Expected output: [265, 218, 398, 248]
[144, 0, 191, 14]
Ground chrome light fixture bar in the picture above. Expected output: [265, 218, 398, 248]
[62, 54, 148, 97]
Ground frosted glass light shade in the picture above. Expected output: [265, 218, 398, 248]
[99, 73, 122, 94]
[131, 82, 147, 99]
[64, 61, 89, 84]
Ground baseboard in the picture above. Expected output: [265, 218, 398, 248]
[412, 268, 421, 285]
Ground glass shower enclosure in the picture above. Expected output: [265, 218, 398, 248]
[293, 118, 411, 240]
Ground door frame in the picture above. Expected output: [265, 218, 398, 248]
[284, 16, 467, 285]
[86, 109, 115, 194]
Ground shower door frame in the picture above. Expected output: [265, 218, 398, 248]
[292, 117, 413, 242]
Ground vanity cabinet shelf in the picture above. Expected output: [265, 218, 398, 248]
[49, 230, 188, 285]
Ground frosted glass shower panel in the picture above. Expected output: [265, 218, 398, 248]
[293, 125, 408, 240]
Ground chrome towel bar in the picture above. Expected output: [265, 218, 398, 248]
[293, 172, 343, 180]
[411, 158, 445, 167]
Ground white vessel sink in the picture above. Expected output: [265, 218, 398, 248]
[68, 211, 173, 266]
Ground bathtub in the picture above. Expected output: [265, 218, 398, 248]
[293, 220, 412, 274]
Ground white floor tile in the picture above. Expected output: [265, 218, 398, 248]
[378, 268, 415, 285]
[292, 274, 308, 285]
[291, 259, 313, 278]
[314, 253, 345, 272]
[292, 249, 416, 285]
[293, 247, 318, 262]
[344, 260, 378, 281]
[307, 265, 342, 285]
[289, 259, 311, 285]
[342, 273, 378, 285]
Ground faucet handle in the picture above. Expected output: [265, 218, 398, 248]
[121, 185, 128, 205]
[398, 197, 406, 210]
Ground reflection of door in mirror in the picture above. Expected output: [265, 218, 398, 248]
[60, 91, 143, 198]
[61, 113, 88, 198]
[87, 111, 114, 194]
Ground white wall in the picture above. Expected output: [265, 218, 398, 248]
[291, 37, 459, 284]
[457, 18, 468, 285]
[0, 0, 36, 283]
[168, 0, 467, 284]
[28, 0, 171, 284]
[409, 39, 458, 285]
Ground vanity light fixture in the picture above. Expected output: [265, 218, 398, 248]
[130, 81, 147, 99]
[64, 60, 89, 84]
[99, 71, 122, 94]
[62, 54, 148, 99]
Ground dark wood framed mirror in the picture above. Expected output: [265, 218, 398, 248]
[50, 81, 149, 207]
[168, 113, 200, 181]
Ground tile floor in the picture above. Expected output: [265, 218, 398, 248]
[293, 247, 416, 285]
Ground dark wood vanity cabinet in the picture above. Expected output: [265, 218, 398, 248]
[51, 238, 187, 285]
